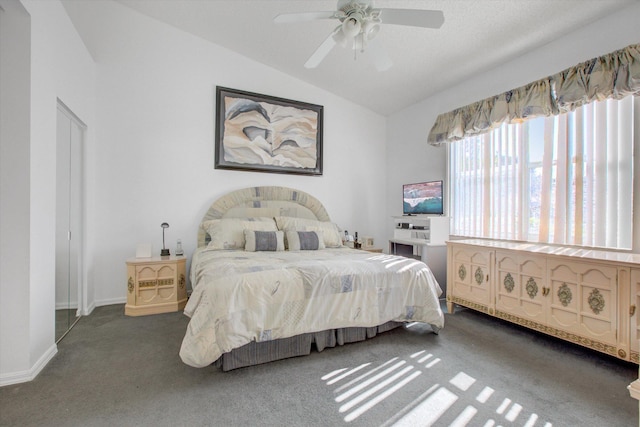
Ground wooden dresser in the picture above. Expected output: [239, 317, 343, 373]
[447, 239, 639, 363]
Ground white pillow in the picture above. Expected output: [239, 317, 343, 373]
[202, 217, 277, 250]
[274, 216, 343, 248]
[244, 230, 285, 252]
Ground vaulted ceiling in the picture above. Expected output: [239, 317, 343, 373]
[62, 0, 637, 116]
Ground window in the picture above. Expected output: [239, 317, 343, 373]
[449, 96, 635, 250]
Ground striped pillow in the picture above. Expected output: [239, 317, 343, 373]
[244, 230, 284, 252]
[286, 230, 325, 251]
[275, 216, 343, 248]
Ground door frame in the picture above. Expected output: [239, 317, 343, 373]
[56, 99, 86, 321]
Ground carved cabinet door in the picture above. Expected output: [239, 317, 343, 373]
[547, 259, 618, 349]
[449, 244, 493, 311]
[135, 264, 178, 305]
[495, 251, 546, 324]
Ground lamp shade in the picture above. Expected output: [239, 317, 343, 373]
[341, 16, 361, 38]
[363, 20, 380, 40]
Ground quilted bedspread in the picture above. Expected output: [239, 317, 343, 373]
[179, 247, 444, 368]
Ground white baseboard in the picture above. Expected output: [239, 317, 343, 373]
[95, 297, 126, 307]
[55, 301, 79, 310]
[0, 343, 57, 387]
[82, 301, 96, 316]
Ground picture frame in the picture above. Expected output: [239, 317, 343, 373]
[361, 236, 375, 249]
[215, 86, 323, 175]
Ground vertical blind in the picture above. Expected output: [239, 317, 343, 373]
[449, 96, 634, 250]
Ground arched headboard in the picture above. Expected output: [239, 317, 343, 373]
[197, 186, 332, 247]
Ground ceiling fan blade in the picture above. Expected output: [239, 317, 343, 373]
[304, 29, 340, 69]
[367, 38, 393, 72]
[379, 9, 444, 29]
[274, 11, 336, 24]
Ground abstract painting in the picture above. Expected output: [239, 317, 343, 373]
[215, 87, 323, 175]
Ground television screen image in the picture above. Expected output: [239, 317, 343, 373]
[403, 181, 444, 215]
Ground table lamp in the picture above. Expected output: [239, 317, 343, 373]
[160, 222, 170, 256]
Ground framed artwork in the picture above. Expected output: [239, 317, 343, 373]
[215, 86, 323, 175]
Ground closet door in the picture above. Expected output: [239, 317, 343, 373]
[55, 104, 83, 342]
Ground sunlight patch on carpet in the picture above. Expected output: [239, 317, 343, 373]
[496, 397, 512, 414]
[391, 386, 458, 426]
[323, 363, 371, 385]
[450, 372, 476, 391]
[322, 368, 349, 381]
[339, 366, 416, 413]
[335, 361, 407, 403]
[450, 405, 478, 427]
[323, 349, 554, 426]
[476, 386, 494, 403]
[343, 370, 422, 423]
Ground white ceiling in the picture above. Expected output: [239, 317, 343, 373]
[62, 0, 636, 116]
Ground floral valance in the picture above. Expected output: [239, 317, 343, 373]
[428, 43, 640, 146]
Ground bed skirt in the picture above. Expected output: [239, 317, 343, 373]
[214, 321, 403, 371]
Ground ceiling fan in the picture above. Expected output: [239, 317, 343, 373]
[273, 0, 444, 71]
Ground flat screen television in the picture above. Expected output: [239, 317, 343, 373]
[403, 180, 444, 215]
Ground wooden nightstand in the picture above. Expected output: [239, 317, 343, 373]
[125, 256, 187, 316]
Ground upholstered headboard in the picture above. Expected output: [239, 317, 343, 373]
[197, 186, 332, 247]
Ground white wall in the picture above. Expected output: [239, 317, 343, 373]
[0, 0, 31, 382]
[84, 1, 387, 305]
[26, 0, 96, 370]
[0, 0, 96, 385]
[385, 2, 640, 248]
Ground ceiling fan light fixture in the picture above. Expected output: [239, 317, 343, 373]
[341, 15, 361, 37]
[363, 20, 380, 40]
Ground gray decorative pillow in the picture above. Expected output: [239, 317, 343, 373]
[244, 230, 284, 252]
[286, 230, 325, 251]
[275, 216, 343, 247]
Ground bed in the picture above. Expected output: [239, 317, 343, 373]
[179, 186, 444, 370]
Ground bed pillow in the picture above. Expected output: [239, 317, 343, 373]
[274, 216, 343, 248]
[202, 217, 277, 250]
[244, 230, 285, 252]
[285, 230, 325, 251]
